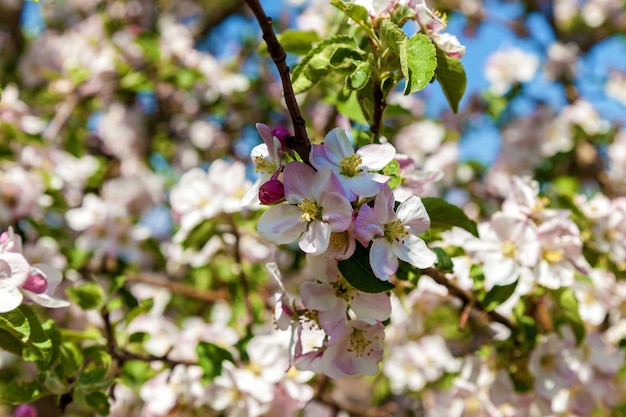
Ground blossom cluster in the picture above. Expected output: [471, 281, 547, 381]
[243, 124, 438, 378]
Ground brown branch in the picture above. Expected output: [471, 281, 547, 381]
[420, 267, 514, 329]
[244, 0, 311, 164]
[125, 272, 229, 302]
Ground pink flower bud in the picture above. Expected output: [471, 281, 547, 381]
[259, 179, 285, 205]
[14, 404, 38, 417]
[22, 271, 48, 294]
[272, 126, 291, 149]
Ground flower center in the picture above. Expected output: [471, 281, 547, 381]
[254, 155, 276, 174]
[332, 277, 352, 302]
[339, 154, 363, 177]
[384, 219, 409, 243]
[330, 231, 349, 248]
[543, 248, 564, 263]
[298, 198, 321, 222]
[501, 241, 517, 258]
[348, 328, 372, 357]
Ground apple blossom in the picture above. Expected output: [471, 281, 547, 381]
[354, 185, 436, 280]
[257, 162, 353, 256]
[310, 127, 395, 202]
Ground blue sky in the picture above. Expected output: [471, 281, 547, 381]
[21, 0, 626, 166]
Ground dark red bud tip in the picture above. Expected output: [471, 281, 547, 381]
[22, 272, 48, 294]
[272, 126, 291, 149]
[259, 179, 285, 205]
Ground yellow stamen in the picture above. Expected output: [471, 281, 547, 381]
[543, 249, 564, 263]
[348, 328, 372, 357]
[501, 241, 517, 258]
[339, 154, 363, 177]
[384, 219, 409, 244]
[254, 155, 276, 174]
[298, 198, 321, 222]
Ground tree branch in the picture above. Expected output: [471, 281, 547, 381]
[244, 0, 311, 164]
[421, 267, 514, 329]
[125, 272, 229, 303]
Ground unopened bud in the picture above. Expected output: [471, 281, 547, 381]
[272, 126, 291, 149]
[259, 179, 285, 205]
[22, 271, 48, 294]
[14, 404, 38, 417]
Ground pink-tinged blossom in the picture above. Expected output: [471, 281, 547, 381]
[321, 319, 385, 379]
[465, 212, 540, 290]
[258, 172, 285, 205]
[0, 228, 69, 313]
[393, 154, 443, 201]
[310, 128, 395, 202]
[383, 335, 461, 394]
[535, 217, 590, 289]
[140, 365, 208, 417]
[300, 255, 391, 333]
[242, 123, 286, 207]
[412, 1, 466, 58]
[257, 163, 353, 256]
[354, 186, 436, 280]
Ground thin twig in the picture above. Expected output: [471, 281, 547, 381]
[125, 272, 229, 302]
[244, 0, 311, 164]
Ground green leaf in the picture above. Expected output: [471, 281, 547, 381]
[330, 0, 373, 35]
[338, 242, 395, 293]
[59, 342, 84, 376]
[277, 29, 321, 55]
[432, 247, 453, 272]
[0, 380, 43, 404]
[329, 45, 365, 73]
[551, 288, 585, 346]
[125, 298, 154, 325]
[0, 306, 54, 364]
[421, 197, 479, 237]
[335, 91, 368, 124]
[380, 19, 406, 54]
[292, 35, 356, 94]
[482, 280, 518, 311]
[434, 46, 467, 113]
[196, 342, 235, 381]
[66, 283, 106, 310]
[401, 34, 437, 95]
[349, 62, 371, 90]
[78, 346, 112, 387]
[84, 391, 110, 416]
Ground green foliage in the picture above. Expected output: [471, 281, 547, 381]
[338, 242, 395, 293]
[277, 30, 321, 54]
[550, 288, 586, 345]
[330, 0, 374, 36]
[196, 342, 236, 381]
[434, 46, 467, 113]
[292, 35, 360, 94]
[432, 247, 453, 272]
[421, 197, 479, 237]
[481, 281, 518, 312]
[66, 282, 106, 310]
[401, 34, 437, 95]
[0, 306, 55, 365]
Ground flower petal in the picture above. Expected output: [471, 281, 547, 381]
[299, 220, 331, 255]
[0, 286, 23, 313]
[300, 281, 338, 311]
[392, 235, 436, 269]
[354, 204, 383, 245]
[370, 238, 398, 280]
[346, 174, 387, 199]
[396, 196, 431, 235]
[283, 162, 316, 203]
[257, 204, 307, 244]
[320, 192, 353, 232]
[358, 143, 395, 170]
[323, 128, 354, 165]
